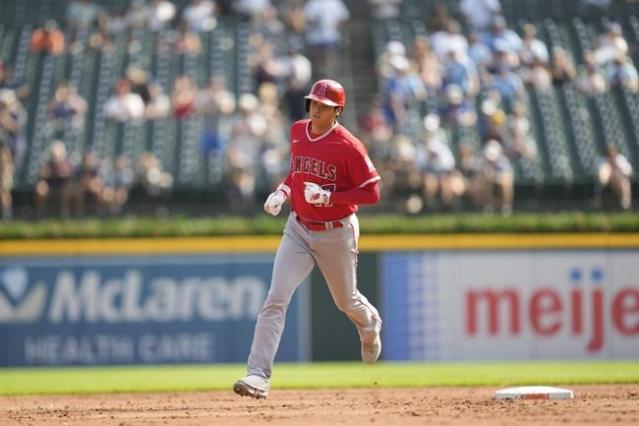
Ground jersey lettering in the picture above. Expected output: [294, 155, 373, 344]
[291, 155, 337, 181]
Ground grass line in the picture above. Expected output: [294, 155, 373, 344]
[1, 361, 638, 396]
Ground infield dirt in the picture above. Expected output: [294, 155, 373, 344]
[2, 384, 638, 425]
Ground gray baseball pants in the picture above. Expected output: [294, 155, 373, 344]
[247, 212, 382, 379]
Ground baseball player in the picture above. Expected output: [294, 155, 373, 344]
[233, 79, 383, 399]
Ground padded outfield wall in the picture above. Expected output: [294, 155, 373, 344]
[0, 234, 638, 366]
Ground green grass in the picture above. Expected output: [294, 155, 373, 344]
[1, 361, 638, 396]
[1, 212, 639, 239]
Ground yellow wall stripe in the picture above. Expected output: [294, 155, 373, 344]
[1, 233, 638, 256]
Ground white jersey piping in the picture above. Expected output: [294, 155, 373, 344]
[358, 175, 381, 188]
[305, 120, 339, 142]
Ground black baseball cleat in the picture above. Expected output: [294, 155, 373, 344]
[233, 375, 269, 399]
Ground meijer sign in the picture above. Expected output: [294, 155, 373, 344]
[382, 251, 639, 361]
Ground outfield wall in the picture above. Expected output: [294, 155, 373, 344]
[0, 252, 309, 366]
[0, 234, 638, 366]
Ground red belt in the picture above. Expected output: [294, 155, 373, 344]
[295, 214, 344, 232]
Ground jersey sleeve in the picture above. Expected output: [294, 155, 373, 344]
[347, 142, 381, 189]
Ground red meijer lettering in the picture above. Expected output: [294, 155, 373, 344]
[465, 286, 639, 353]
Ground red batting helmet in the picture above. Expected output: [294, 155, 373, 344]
[304, 79, 346, 112]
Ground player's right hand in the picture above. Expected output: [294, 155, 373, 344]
[264, 190, 287, 216]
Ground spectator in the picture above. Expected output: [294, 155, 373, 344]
[126, 0, 151, 30]
[467, 32, 492, 76]
[125, 65, 152, 105]
[359, 99, 393, 157]
[577, 51, 608, 95]
[594, 21, 628, 65]
[443, 49, 480, 97]
[145, 82, 171, 119]
[478, 97, 506, 142]
[505, 102, 537, 160]
[416, 121, 460, 210]
[46, 81, 88, 135]
[257, 83, 288, 188]
[252, 5, 285, 44]
[522, 57, 552, 91]
[596, 144, 633, 210]
[101, 155, 134, 215]
[605, 55, 639, 93]
[249, 39, 281, 87]
[490, 39, 520, 73]
[482, 139, 514, 214]
[70, 150, 105, 216]
[551, 48, 577, 86]
[460, 0, 502, 31]
[386, 134, 422, 212]
[133, 152, 173, 209]
[30, 20, 65, 56]
[171, 75, 197, 119]
[377, 40, 407, 81]
[103, 79, 145, 122]
[172, 21, 202, 55]
[226, 93, 267, 211]
[279, 0, 306, 40]
[303, 0, 350, 78]
[257, 82, 287, 150]
[182, 0, 217, 32]
[148, 0, 177, 31]
[66, 0, 102, 32]
[0, 144, 13, 220]
[427, 1, 451, 33]
[279, 42, 312, 121]
[368, 0, 402, 20]
[196, 77, 236, 156]
[89, 24, 115, 54]
[430, 20, 469, 61]
[481, 15, 521, 57]
[457, 143, 486, 209]
[235, 0, 273, 23]
[410, 36, 444, 95]
[99, 7, 129, 36]
[489, 64, 524, 104]
[0, 89, 27, 170]
[0, 63, 30, 102]
[34, 141, 74, 218]
[439, 84, 477, 127]
[518, 24, 549, 68]
[381, 55, 427, 131]
[227, 93, 266, 170]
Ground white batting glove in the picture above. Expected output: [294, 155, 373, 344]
[304, 182, 331, 205]
[264, 189, 287, 216]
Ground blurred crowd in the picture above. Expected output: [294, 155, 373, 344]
[0, 0, 635, 220]
[359, 0, 635, 214]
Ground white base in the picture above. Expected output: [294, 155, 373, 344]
[494, 386, 574, 401]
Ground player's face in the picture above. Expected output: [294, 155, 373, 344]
[309, 100, 338, 131]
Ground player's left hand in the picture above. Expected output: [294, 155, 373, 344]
[304, 182, 331, 205]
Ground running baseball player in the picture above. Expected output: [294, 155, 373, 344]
[233, 79, 383, 399]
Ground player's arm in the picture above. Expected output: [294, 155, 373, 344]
[330, 179, 380, 205]
[304, 178, 381, 206]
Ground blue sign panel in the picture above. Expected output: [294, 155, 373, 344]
[0, 255, 308, 366]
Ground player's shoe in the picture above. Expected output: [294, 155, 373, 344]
[361, 326, 382, 364]
[233, 375, 270, 399]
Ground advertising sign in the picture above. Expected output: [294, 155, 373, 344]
[0, 255, 309, 366]
[382, 250, 639, 360]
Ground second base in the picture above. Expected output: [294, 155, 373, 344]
[494, 386, 574, 401]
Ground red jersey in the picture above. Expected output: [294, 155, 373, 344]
[283, 119, 380, 221]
